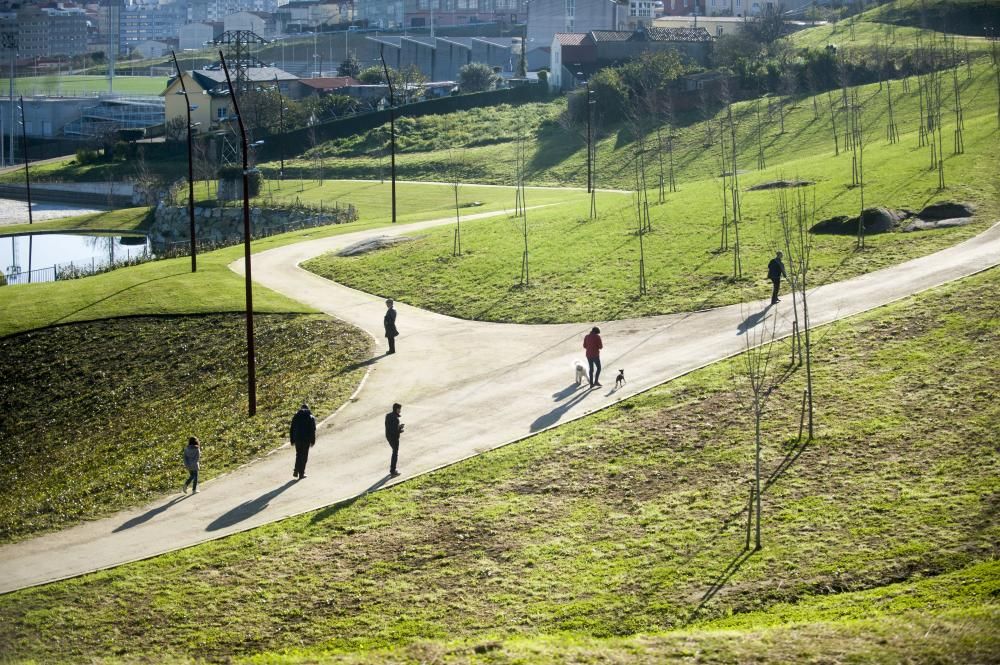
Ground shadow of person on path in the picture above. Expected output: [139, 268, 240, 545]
[552, 382, 583, 401]
[113, 495, 188, 533]
[309, 475, 393, 525]
[737, 305, 772, 335]
[205, 480, 298, 532]
[530, 387, 593, 432]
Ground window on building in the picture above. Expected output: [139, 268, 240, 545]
[717, 26, 723, 35]
[566, 0, 575, 17]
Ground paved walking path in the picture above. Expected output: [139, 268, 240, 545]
[1, 213, 998, 594]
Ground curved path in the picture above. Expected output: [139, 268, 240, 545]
[1, 212, 998, 594]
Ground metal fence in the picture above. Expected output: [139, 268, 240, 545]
[3, 248, 153, 287]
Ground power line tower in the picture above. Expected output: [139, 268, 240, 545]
[213, 29, 268, 166]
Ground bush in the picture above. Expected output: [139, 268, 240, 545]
[217, 165, 263, 198]
[75, 147, 100, 165]
[458, 63, 498, 93]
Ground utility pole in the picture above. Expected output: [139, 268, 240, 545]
[380, 44, 397, 224]
[18, 97, 31, 226]
[171, 51, 198, 273]
[220, 50, 258, 418]
[585, 78, 592, 193]
[274, 75, 286, 180]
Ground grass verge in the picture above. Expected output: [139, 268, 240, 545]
[1, 266, 995, 663]
[0, 313, 371, 542]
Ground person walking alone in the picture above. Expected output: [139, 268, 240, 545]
[182, 436, 201, 494]
[384, 299, 399, 354]
[385, 402, 404, 477]
[290, 403, 316, 479]
[583, 326, 603, 388]
[768, 251, 788, 305]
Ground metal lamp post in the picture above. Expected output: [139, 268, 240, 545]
[171, 51, 199, 273]
[220, 50, 258, 418]
[274, 75, 287, 181]
[379, 44, 397, 224]
[17, 97, 31, 226]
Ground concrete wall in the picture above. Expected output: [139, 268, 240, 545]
[149, 203, 357, 251]
[0, 98, 93, 139]
[471, 38, 515, 72]
[434, 39, 473, 80]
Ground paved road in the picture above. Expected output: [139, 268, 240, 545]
[1, 212, 997, 594]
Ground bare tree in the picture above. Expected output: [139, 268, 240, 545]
[885, 78, 900, 143]
[755, 97, 766, 170]
[739, 296, 778, 551]
[826, 90, 840, 156]
[727, 104, 744, 279]
[451, 149, 464, 256]
[717, 118, 730, 253]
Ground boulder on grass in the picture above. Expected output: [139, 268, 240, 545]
[917, 201, 975, 220]
[810, 207, 904, 235]
[747, 179, 814, 191]
[337, 235, 414, 257]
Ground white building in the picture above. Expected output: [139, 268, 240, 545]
[527, 0, 620, 53]
[179, 22, 219, 50]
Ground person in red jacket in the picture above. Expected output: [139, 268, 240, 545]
[583, 326, 603, 387]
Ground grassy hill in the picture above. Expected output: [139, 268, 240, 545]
[300, 63, 999, 323]
[1, 264, 995, 663]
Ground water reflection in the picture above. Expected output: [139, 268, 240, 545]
[2, 233, 151, 285]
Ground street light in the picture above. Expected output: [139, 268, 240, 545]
[274, 75, 287, 181]
[18, 96, 33, 282]
[379, 44, 397, 224]
[220, 50, 258, 418]
[171, 50, 199, 273]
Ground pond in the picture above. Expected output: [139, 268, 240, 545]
[2, 233, 151, 285]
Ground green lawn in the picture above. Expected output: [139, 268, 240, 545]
[0, 313, 370, 542]
[0, 180, 587, 338]
[0, 75, 167, 96]
[302, 64, 999, 323]
[788, 16, 994, 51]
[1, 265, 995, 663]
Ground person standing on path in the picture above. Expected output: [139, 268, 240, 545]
[583, 327, 603, 388]
[385, 402, 404, 477]
[182, 437, 201, 494]
[384, 299, 399, 354]
[290, 403, 316, 479]
[768, 252, 788, 305]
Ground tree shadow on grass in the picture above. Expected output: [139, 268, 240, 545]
[688, 547, 758, 622]
[205, 479, 298, 532]
[49, 271, 188, 328]
[113, 494, 188, 533]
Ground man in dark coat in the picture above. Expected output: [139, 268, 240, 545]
[767, 251, 788, 305]
[385, 402, 403, 477]
[290, 403, 316, 479]
[384, 298, 398, 354]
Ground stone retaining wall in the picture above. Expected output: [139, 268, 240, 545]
[149, 202, 357, 251]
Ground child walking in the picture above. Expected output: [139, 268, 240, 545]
[183, 436, 201, 494]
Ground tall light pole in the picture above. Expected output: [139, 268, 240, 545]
[18, 96, 33, 282]
[585, 78, 592, 193]
[171, 51, 198, 273]
[274, 75, 286, 180]
[379, 44, 397, 224]
[17, 97, 31, 226]
[220, 50, 257, 418]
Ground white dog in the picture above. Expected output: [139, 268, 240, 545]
[574, 360, 588, 385]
